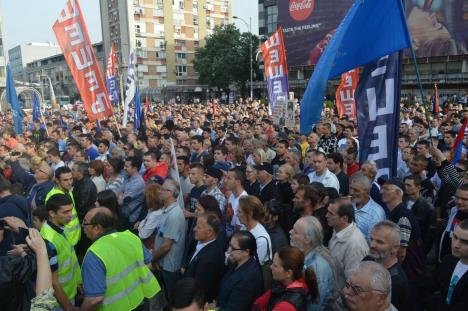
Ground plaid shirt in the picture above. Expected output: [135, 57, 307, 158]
[201, 186, 227, 213]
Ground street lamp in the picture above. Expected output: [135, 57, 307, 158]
[233, 15, 253, 100]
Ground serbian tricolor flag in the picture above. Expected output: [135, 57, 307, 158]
[106, 43, 119, 106]
[432, 83, 439, 114]
[451, 117, 467, 164]
[260, 27, 289, 115]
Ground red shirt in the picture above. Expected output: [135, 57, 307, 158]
[347, 162, 360, 176]
[143, 162, 168, 182]
[253, 278, 308, 311]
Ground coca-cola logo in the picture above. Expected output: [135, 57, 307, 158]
[289, 0, 315, 21]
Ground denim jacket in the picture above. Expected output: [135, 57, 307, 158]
[304, 249, 335, 311]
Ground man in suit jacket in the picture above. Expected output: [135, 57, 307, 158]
[427, 219, 468, 310]
[184, 212, 225, 303]
[254, 163, 278, 204]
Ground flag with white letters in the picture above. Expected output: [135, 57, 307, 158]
[123, 50, 136, 127]
[356, 52, 401, 179]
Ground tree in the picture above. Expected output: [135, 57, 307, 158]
[193, 24, 261, 97]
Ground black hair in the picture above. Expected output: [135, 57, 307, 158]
[126, 156, 143, 170]
[55, 166, 72, 180]
[169, 278, 204, 309]
[46, 193, 73, 213]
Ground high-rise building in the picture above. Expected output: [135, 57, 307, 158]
[0, 11, 7, 89]
[8, 43, 62, 82]
[99, 0, 232, 100]
[258, 0, 277, 37]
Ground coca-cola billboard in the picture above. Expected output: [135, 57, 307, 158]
[277, 0, 468, 67]
[289, 0, 315, 21]
[278, 0, 354, 67]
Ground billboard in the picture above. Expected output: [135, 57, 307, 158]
[277, 0, 468, 67]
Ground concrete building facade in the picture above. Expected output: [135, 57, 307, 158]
[25, 43, 105, 102]
[99, 0, 232, 101]
[0, 12, 7, 88]
[8, 43, 62, 82]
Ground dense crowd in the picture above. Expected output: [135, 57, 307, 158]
[0, 97, 467, 311]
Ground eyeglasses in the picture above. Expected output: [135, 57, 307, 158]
[455, 167, 465, 173]
[36, 168, 49, 175]
[228, 244, 243, 252]
[82, 222, 96, 227]
[344, 280, 386, 296]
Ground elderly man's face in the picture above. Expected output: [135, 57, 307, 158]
[342, 272, 388, 311]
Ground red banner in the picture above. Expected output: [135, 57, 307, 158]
[335, 69, 359, 119]
[53, 0, 113, 121]
[260, 27, 289, 113]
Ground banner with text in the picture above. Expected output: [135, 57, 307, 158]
[356, 53, 401, 179]
[53, 0, 113, 121]
[261, 27, 289, 118]
[336, 69, 359, 120]
[106, 43, 119, 106]
[278, 0, 468, 67]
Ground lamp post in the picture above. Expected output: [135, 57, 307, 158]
[233, 15, 253, 100]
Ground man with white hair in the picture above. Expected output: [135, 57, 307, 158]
[366, 221, 410, 311]
[342, 261, 396, 311]
[349, 172, 386, 241]
[290, 216, 341, 310]
[360, 160, 384, 207]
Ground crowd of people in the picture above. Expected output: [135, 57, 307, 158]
[0, 97, 467, 311]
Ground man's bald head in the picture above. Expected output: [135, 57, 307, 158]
[83, 207, 115, 240]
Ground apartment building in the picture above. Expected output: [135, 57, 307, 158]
[100, 0, 232, 99]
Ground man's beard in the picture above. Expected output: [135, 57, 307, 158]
[368, 249, 391, 263]
[294, 202, 305, 215]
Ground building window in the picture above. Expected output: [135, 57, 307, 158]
[176, 65, 187, 76]
[266, 5, 278, 34]
[176, 52, 186, 59]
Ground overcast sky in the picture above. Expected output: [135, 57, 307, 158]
[0, 0, 258, 51]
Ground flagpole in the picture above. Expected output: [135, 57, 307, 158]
[112, 114, 122, 138]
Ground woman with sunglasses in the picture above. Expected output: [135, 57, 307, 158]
[216, 231, 263, 311]
[253, 246, 319, 311]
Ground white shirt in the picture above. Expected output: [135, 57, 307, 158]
[51, 161, 65, 172]
[329, 222, 369, 277]
[138, 209, 163, 240]
[229, 190, 248, 228]
[308, 169, 340, 192]
[190, 239, 216, 263]
[250, 223, 273, 265]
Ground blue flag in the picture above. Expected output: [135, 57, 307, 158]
[356, 53, 402, 179]
[134, 84, 142, 130]
[300, 0, 411, 134]
[6, 65, 23, 134]
[32, 93, 41, 122]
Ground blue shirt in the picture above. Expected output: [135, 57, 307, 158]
[81, 230, 152, 297]
[122, 174, 145, 200]
[353, 198, 386, 242]
[86, 146, 99, 161]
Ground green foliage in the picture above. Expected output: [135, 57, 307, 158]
[193, 24, 261, 94]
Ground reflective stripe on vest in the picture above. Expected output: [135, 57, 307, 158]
[45, 188, 81, 246]
[86, 230, 160, 311]
[40, 222, 82, 300]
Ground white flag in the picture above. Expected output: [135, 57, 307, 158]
[123, 50, 136, 127]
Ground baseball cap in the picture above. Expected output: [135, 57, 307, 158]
[253, 162, 273, 175]
[385, 178, 406, 193]
[205, 167, 223, 180]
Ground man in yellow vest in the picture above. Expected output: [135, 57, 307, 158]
[80, 207, 160, 311]
[45, 166, 81, 246]
[41, 193, 82, 311]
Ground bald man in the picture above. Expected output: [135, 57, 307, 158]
[80, 207, 160, 310]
